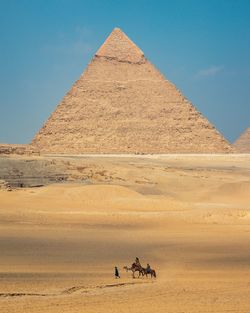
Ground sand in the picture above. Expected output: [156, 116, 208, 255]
[0, 154, 250, 312]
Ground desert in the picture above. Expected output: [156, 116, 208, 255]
[1, 153, 250, 313]
[1, 2, 250, 312]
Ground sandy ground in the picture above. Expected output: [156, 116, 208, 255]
[0, 154, 250, 312]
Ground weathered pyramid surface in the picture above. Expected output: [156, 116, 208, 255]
[96, 27, 144, 63]
[234, 127, 250, 152]
[32, 28, 233, 153]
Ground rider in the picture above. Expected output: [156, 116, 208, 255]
[135, 257, 141, 267]
[146, 263, 151, 273]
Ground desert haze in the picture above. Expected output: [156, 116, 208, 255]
[0, 154, 250, 313]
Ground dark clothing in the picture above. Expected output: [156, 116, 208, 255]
[146, 265, 151, 273]
[115, 267, 120, 278]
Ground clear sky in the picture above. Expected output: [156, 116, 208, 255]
[0, 0, 250, 144]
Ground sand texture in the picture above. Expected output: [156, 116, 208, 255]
[0, 154, 250, 312]
[32, 28, 232, 153]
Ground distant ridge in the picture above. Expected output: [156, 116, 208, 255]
[32, 28, 233, 153]
[234, 127, 250, 153]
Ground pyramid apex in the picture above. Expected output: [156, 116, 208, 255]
[95, 27, 145, 63]
[113, 27, 122, 31]
[109, 27, 125, 36]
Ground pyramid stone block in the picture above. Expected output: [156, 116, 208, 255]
[32, 28, 233, 153]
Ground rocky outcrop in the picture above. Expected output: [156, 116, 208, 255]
[0, 179, 12, 191]
[32, 28, 233, 153]
[0, 144, 39, 156]
[234, 127, 250, 153]
[0, 157, 67, 188]
[0, 156, 120, 188]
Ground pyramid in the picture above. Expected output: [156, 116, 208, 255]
[32, 28, 233, 153]
[234, 127, 250, 153]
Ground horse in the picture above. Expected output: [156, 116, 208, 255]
[123, 263, 144, 278]
[141, 267, 157, 278]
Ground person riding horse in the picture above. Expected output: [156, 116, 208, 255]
[146, 263, 151, 274]
[135, 257, 141, 266]
[124, 257, 156, 278]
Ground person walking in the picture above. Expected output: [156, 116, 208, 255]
[115, 266, 120, 278]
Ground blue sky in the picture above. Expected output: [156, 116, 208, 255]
[0, 0, 249, 144]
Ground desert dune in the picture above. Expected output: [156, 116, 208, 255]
[0, 154, 250, 312]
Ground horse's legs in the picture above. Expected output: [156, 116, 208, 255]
[137, 270, 140, 278]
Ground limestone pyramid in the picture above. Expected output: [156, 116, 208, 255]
[32, 28, 233, 153]
[234, 127, 250, 152]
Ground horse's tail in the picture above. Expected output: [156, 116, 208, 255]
[153, 270, 156, 278]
